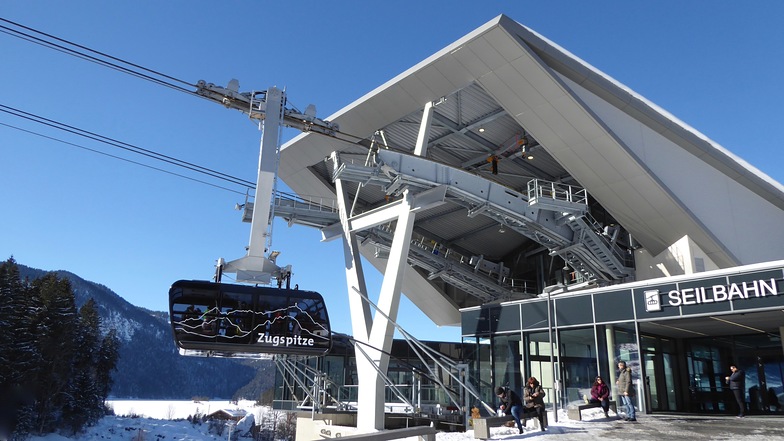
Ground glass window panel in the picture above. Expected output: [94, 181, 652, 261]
[521, 300, 550, 330]
[554, 295, 593, 326]
[497, 304, 521, 332]
[558, 327, 598, 406]
[593, 290, 634, 322]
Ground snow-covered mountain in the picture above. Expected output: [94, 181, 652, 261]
[17, 264, 275, 400]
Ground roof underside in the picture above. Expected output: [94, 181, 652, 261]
[277, 14, 784, 326]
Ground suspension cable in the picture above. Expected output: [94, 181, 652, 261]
[0, 18, 197, 95]
[0, 104, 255, 190]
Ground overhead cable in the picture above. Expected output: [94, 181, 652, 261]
[0, 121, 250, 196]
[0, 104, 255, 190]
[0, 17, 197, 95]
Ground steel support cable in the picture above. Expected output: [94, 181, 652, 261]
[348, 286, 496, 414]
[340, 328, 489, 414]
[1, 18, 394, 152]
[1, 22, 393, 163]
[277, 356, 341, 407]
[0, 20, 379, 145]
[276, 356, 343, 410]
[337, 326, 464, 409]
[0, 28, 192, 97]
[330, 332, 454, 390]
[389, 333, 464, 411]
[0, 121, 249, 196]
[273, 357, 321, 408]
[0, 19, 196, 94]
[273, 358, 307, 406]
[350, 339, 416, 410]
[0, 104, 255, 188]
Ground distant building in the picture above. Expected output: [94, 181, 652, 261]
[207, 409, 248, 422]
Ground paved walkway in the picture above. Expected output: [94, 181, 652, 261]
[466, 410, 784, 441]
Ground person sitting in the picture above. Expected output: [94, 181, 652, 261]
[523, 376, 547, 431]
[590, 376, 611, 417]
[495, 386, 524, 434]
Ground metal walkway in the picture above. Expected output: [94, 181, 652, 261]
[268, 149, 634, 302]
[329, 150, 633, 282]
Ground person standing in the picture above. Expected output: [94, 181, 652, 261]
[523, 376, 547, 431]
[495, 386, 524, 434]
[590, 376, 611, 417]
[616, 361, 636, 421]
[725, 364, 746, 417]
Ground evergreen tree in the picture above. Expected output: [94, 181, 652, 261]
[1, 260, 121, 438]
[30, 273, 79, 434]
[0, 258, 40, 439]
[0, 259, 40, 385]
[96, 328, 120, 399]
[62, 299, 103, 433]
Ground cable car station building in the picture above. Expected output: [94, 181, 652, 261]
[272, 14, 784, 433]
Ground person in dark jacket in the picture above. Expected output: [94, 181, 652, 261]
[590, 376, 611, 417]
[496, 386, 524, 434]
[725, 364, 746, 417]
[616, 361, 636, 421]
[523, 376, 547, 431]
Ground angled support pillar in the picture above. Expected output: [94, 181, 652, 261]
[414, 101, 435, 157]
[335, 179, 418, 431]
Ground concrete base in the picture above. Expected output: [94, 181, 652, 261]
[295, 412, 359, 441]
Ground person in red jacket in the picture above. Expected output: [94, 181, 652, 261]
[589, 376, 611, 417]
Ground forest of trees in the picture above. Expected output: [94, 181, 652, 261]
[0, 258, 120, 440]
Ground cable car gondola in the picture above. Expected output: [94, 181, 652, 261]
[169, 280, 332, 358]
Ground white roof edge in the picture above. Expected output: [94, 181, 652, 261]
[498, 18, 784, 208]
[286, 15, 506, 142]
[287, 14, 784, 209]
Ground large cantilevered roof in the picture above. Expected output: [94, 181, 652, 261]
[276, 14, 784, 326]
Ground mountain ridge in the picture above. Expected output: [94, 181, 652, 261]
[16, 263, 274, 400]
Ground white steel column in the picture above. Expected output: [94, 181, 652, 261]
[335, 181, 418, 431]
[414, 101, 434, 157]
[606, 325, 618, 402]
[248, 86, 283, 258]
[335, 178, 373, 340]
[221, 86, 285, 284]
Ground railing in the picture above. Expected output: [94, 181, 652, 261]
[378, 224, 536, 294]
[274, 190, 339, 214]
[527, 179, 588, 205]
[272, 188, 538, 294]
[581, 212, 634, 269]
[334, 383, 455, 410]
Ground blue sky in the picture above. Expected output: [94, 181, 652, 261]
[2, 1, 783, 342]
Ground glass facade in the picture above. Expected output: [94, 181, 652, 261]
[461, 263, 784, 416]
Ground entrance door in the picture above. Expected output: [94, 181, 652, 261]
[641, 335, 677, 412]
[734, 334, 784, 414]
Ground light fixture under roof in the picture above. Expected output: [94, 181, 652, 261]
[521, 145, 534, 160]
[478, 127, 485, 133]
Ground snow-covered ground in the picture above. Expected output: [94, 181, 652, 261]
[20, 403, 562, 441]
[28, 400, 273, 441]
[24, 401, 784, 440]
[108, 399, 263, 421]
